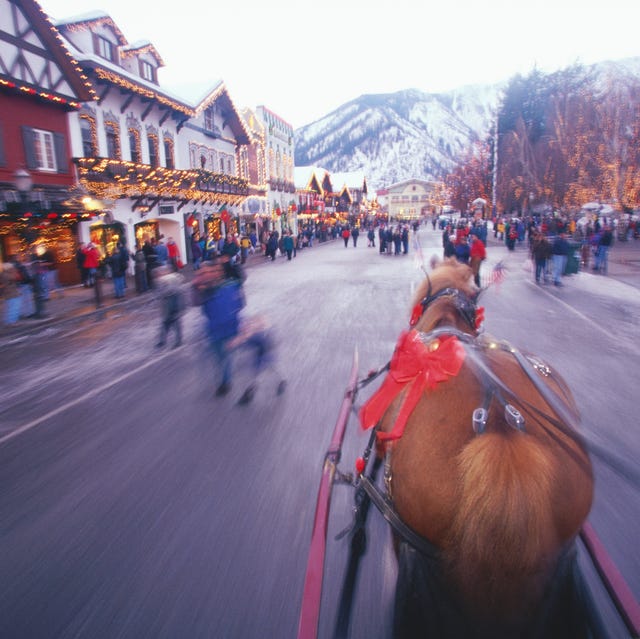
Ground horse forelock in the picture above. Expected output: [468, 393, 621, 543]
[412, 259, 476, 309]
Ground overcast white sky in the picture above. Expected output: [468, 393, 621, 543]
[40, 0, 639, 129]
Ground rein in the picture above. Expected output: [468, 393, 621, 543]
[353, 320, 592, 558]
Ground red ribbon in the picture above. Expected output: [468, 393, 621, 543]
[359, 330, 466, 441]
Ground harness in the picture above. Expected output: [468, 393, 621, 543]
[345, 283, 587, 559]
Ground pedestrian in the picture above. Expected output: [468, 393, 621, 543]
[443, 234, 456, 259]
[401, 225, 409, 254]
[342, 226, 350, 247]
[12, 253, 34, 318]
[551, 233, 570, 286]
[133, 245, 148, 293]
[367, 227, 375, 248]
[469, 235, 486, 287]
[155, 235, 169, 267]
[191, 234, 203, 270]
[142, 238, 157, 289]
[76, 242, 88, 287]
[0, 258, 22, 325]
[108, 242, 129, 298]
[40, 244, 61, 299]
[531, 231, 551, 284]
[266, 232, 278, 261]
[155, 265, 186, 349]
[192, 257, 246, 397]
[239, 233, 251, 264]
[393, 227, 402, 255]
[83, 241, 100, 287]
[379, 226, 386, 254]
[351, 225, 359, 247]
[29, 249, 48, 318]
[454, 235, 470, 264]
[193, 256, 284, 403]
[283, 231, 294, 260]
[593, 225, 613, 274]
[167, 236, 181, 270]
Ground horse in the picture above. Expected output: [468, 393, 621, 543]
[359, 257, 594, 638]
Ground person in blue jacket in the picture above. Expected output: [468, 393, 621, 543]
[192, 256, 285, 403]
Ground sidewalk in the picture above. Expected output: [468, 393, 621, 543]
[0, 239, 338, 342]
[0, 252, 251, 342]
[485, 235, 640, 290]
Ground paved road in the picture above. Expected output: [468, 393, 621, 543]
[0, 229, 638, 638]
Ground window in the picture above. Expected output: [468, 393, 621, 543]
[148, 134, 159, 166]
[96, 36, 116, 62]
[105, 123, 120, 159]
[21, 126, 67, 173]
[220, 157, 225, 173]
[200, 154, 207, 169]
[204, 107, 214, 132]
[140, 61, 155, 82]
[129, 129, 141, 163]
[80, 117, 96, 157]
[164, 138, 174, 169]
[32, 129, 56, 171]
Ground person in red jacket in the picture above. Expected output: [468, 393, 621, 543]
[469, 234, 487, 287]
[82, 241, 100, 286]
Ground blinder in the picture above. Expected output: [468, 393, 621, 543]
[412, 285, 480, 332]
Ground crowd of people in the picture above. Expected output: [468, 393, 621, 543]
[0, 245, 60, 323]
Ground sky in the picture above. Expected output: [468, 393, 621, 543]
[39, 0, 640, 130]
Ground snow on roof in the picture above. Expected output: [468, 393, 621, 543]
[53, 12, 128, 46]
[122, 40, 164, 66]
[294, 166, 329, 190]
[163, 79, 223, 108]
[330, 171, 367, 191]
[61, 36, 192, 111]
[52, 10, 110, 25]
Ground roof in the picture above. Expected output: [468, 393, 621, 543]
[7, 0, 97, 104]
[121, 40, 164, 67]
[52, 11, 128, 46]
[294, 166, 330, 192]
[193, 83, 251, 145]
[330, 171, 367, 192]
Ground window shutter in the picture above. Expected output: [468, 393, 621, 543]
[54, 132, 69, 173]
[21, 126, 37, 169]
[0, 122, 5, 167]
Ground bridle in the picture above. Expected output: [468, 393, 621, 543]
[411, 275, 481, 334]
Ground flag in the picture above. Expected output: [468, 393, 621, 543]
[483, 260, 506, 288]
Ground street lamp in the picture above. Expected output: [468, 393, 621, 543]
[14, 168, 33, 211]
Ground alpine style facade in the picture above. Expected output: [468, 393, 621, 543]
[0, 0, 290, 280]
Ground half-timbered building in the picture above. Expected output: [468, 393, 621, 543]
[0, 0, 97, 282]
[53, 10, 256, 264]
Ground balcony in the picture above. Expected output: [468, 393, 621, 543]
[73, 157, 249, 205]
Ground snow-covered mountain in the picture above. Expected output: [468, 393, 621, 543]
[294, 85, 502, 190]
[294, 57, 640, 191]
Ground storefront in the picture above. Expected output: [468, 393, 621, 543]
[134, 221, 159, 249]
[89, 221, 127, 258]
[0, 217, 87, 285]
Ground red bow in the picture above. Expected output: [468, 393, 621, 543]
[359, 330, 466, 441]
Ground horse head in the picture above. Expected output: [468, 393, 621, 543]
[410, 257, 481, 336]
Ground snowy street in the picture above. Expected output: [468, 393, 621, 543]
[0, 228, 638, 638]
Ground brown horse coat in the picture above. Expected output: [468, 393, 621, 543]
[367, 259, 594, 634]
